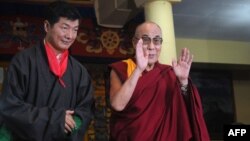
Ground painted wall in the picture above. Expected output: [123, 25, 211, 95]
[176, 38, 250, 65]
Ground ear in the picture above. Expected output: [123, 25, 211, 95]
[44, 20, 50, 32]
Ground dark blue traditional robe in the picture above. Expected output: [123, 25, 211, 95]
[0, 42, 94, 141]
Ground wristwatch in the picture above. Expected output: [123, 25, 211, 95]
[180, 84, 188, 94]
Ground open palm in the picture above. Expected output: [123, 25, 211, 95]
[135, 39, 148, 72]
[172, 48, 193, 85]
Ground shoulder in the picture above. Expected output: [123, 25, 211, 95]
[109, 60, 128, 82]
[109, 60, 126, 69]
[109, 59, 132, 73]
[10, 45, 38, 68]
[68, 56, 89, 76]
[13, 46, 36, 59]
[67, 56, 92, 86]
[6, 45, 40, 78]
[109, 60, 127, 75]
[68, 56, 83, 67]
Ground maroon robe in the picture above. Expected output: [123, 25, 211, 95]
[109, 61, 210, 141]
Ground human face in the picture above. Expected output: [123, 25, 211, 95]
[44, 17, 79, 54]
[133, 22, 162, 65]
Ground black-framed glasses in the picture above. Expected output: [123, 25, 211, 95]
[133, 36, 163, 45]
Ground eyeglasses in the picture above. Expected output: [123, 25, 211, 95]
[133, 36, 163, 45]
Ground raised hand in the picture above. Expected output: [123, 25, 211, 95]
[172, 48, 193, 85]
[135, 39, 148, 72]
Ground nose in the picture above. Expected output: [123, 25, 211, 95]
[147, 41, 155, 50]
[65, 30, 74, 39]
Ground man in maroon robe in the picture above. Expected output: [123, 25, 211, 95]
[108, 21, 210, 141]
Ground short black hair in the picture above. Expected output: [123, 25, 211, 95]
[44, 0, 81, 26]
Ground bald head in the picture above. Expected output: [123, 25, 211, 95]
[132, 21, 163, 67]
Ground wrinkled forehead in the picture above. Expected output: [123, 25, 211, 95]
[135, 23, 162, 38]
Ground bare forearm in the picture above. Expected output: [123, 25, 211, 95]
[110, 68, 142, 111]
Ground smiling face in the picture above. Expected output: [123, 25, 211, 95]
[44, 17, 79, 54]
[133, 22, 162, 66]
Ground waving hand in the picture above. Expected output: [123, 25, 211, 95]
[172, 48, 193, 85]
